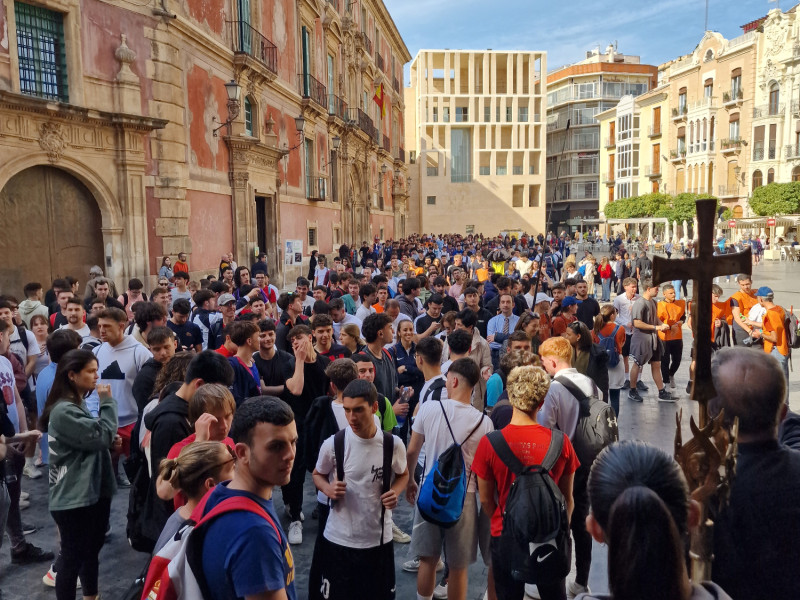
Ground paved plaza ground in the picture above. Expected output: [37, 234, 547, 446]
[2, 258, 798, 600]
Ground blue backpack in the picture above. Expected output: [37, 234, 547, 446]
[417, 402, 486, 528]
[597, 324, 621, 368]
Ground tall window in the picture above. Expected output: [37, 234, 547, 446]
[704, 81, 713, 99]
[15, 2, 69, 101]
[678, 92, 687, 113]
[729, 119, 740, 140]
[752, 170, 762, 189]
[769, 83, 780, 115]
[730, 75, 742, 99]
[244, 97, 253, 136]
[767, 168, 775, 184]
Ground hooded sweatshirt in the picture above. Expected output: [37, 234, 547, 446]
[18, 298, 49, 328]
[86, 336, 152, 426]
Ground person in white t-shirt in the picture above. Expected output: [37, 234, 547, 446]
[59, 298, 92, 342]
[0, 300, 41, 378]
[355, 283, 378, 323]
[406, 358, 493, 600]
[311, 379, 408, 600]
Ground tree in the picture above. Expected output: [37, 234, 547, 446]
[748, 182, 800, 216]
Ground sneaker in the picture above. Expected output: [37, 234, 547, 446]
[11, 542, 55, 564]
[20, 492, 29, 501]
[621, 380, 630, 390]
[433, 580, 448, 599]
[567, 581, 590, 599]
[22, 464, 42, 479]
[658, 388, 677, 402]
[42, 565, 81, 589]
[402, 557, 420, 572]
[392, 522, 411, 543]
[287, 521, 303, 545]
[19, 498, 30, 510]
[116, 473, 131, 488]
[636, 380, 649, 392]
[669, 377, 676, 390]
[628, 389, 643, 403]
[22, 522, 37, 535]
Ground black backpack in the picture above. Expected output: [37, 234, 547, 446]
[487, 429, 571, 584]
[555, 376, 618, 467]
[421, 378, 446, 405]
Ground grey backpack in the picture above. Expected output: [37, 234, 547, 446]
[554, 376, 618, 466]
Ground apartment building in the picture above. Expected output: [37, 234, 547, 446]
[0, 0, 410, 293]
[405, 49, 547, 236]
[662, 30, 756, 217]
[749, 7, 800, 195]
[546, 46, 657, 230]
[597, 86, 669, 214]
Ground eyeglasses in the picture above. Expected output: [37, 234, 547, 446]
[158, 281, 169, 286]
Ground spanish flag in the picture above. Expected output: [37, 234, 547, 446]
[373, 83, 385, 118]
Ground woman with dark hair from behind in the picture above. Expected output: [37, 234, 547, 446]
[40, 349, 119, 600]
[562, 321, 609, 402]
[578, 440, 731, 600]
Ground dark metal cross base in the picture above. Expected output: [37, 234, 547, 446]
[652, 199, 752, 426]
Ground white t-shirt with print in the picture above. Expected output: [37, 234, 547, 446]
[9, 327, 40, 369]
[0, 355, 19, 432]
[412, 398, 493, 493]
[316, 426, 407, 548]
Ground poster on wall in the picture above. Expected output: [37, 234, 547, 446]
[284, 240, 303, 265]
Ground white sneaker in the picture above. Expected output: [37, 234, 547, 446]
[42, 566, 81, 589]
[669, 377, 676, 390]
[23, 464, 42, 479]
[433, 580, 448, 599]
[525, 583, 541, 599]
[20, 492, 29, 501]
[19, 498, 30, 509]
[391, 522, 411, 543]
[284, 506, 304, 522]
[402, 557, 420, 572]
[567, 581, 590, 599]
[287, 521, 303, 545]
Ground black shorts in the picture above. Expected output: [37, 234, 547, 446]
[622, 333, 632, 357]
[309, 536, 395, 600]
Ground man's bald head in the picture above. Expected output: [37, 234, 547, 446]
[711, 347, 786, 438]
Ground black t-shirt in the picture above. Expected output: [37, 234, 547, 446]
[318, 344, 352, 361]
[254, 349, 295, 390]
[286, 354, 330, 424]
[473, 307, 494, 339]
[167, 320, 203, 352]
[415, 313, 442, 335]
[576, 297, 600, 330]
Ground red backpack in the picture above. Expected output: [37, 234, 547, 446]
[140, 491, 280, 600]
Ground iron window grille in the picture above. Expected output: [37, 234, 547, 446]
[15, 2, 68, 102]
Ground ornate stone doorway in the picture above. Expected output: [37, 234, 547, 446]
[0, 166, 104, 293]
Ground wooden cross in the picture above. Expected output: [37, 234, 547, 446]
[652, 199, 752, 426]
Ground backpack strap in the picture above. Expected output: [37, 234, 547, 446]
[379, 430, 393, 548]
[462, 414, 486, 446]
[16, 325, 29, 351]
[554, 375, 591, 403]
[487, 430, 526, 476]
[541, 429, 564, 473]
[334, 428, 346, 482]
[436, 398, 458, 445]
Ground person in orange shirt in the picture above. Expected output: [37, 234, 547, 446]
[372, 283, 389, 313]
[685, 285, 730, 394]
[751, 286, 789, 404]
[657, 284, 686, 390]
[730, 274, 759, 345]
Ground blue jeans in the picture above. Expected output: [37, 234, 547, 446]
[601, 279, 611, 301]
[771, 348, 790, 405]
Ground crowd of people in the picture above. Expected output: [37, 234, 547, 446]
[0, 230, 797, 600]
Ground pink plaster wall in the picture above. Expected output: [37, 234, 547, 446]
[187, 190, 233, 270]
[187, 67, 229, 172]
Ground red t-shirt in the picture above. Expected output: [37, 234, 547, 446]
[472, 423, 580, 537]
[215, 345, 234, 358]
[166, 433, 236, 509]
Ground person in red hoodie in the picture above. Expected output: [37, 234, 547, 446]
[597, 256, 614, 302]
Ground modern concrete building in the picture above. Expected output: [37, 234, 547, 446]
[546, 46, 657, 231]
[0, 0, 410, 294]
[597, 85, 669, 215]
[662, 30, 756, 217]
[405, 49, 547, 236]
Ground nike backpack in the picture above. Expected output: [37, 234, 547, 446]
[555, 376, 618, 466]
[417, 403, 486, 528]
[487, 429, 571, 584]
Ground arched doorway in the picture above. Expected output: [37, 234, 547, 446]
[0, 166, 104, 294]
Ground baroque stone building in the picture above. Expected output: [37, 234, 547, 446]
[0, 0, 410, 294]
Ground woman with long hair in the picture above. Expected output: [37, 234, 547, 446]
[158, 256, 174, 282]
[562, 321, 609, 403]
[598, 257, 613, 302]
[592, 306, 626, 417]
[582, 441, 731, 600]
[339, 323, 365, 355]
[391, 319, 424, 439]
[153, 441, 235, 553]
[40, 349, 118, 600]
[232, 266, 252, 299]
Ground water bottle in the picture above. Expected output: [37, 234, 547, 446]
[395, 386, 413, 428]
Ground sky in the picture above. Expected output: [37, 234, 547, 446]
[385, 0, 785, 76]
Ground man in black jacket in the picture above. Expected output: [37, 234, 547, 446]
[131, 327, 176, 412]
[711, 347, 800, 599]
[139, 351, 233, 546]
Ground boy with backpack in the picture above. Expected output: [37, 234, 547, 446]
[405, 358, 494, 600]
[472, 364, 579, 600]
[310, 379, 409, 600]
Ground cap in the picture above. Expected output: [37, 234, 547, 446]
[561, 296, 582, 307]
[755, 286, 774, 298]
[535, 292, 554, 305]
[218, 293, 236, 306]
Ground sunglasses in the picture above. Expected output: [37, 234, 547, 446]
[159, 281, 169, 286]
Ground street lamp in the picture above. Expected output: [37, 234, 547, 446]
[320, 136, 342, 169]
[212, 79, 242, 136]
[281, 115, 307, 156]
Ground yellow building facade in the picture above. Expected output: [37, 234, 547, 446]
[405, 49, 547, 236]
